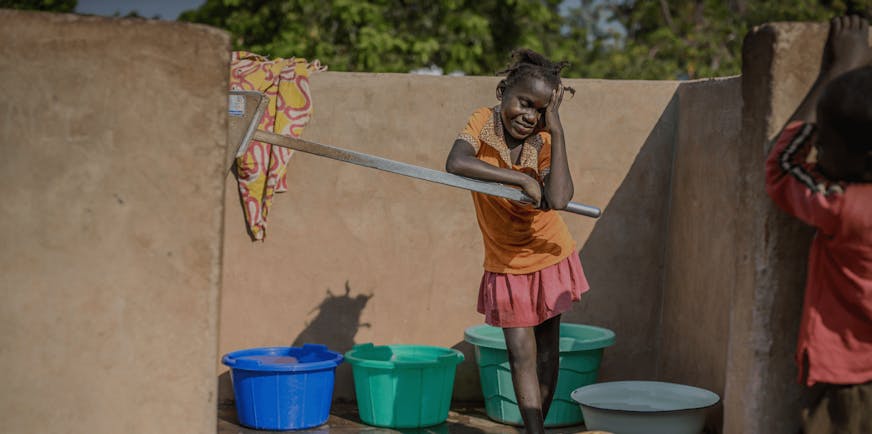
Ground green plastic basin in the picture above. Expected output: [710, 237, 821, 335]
[464, 323, 615, 427]
[345, 343, 464, 428]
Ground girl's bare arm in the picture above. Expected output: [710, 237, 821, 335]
[446, 140, 542, 207]
[541, 86, 574, 210]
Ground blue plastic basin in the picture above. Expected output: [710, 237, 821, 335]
[222, 344, 344, 431]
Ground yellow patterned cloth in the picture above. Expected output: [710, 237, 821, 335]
[229, 51, 326, 240]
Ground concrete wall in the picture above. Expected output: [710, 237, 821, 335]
[217, 35, 826, 432]
[0, 10, 229, 434]
[722, 23, 872, 434]
[218, 74, 683, 402]
[2, 9, 849, 434]
[656, 77, 742, 431]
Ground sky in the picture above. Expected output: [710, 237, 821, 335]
[75, 0, 206, 20]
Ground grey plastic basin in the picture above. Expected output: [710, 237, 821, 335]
[570, 381, 720, 434]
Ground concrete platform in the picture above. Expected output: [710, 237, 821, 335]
[218, 402, 601, 433]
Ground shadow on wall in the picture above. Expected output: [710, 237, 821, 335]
[294, 281, 373, 403]
[292, 281, 373, 351]
[451, 340, 482, 401]
[218, 281, 373, 406]
[565, 92, 679, 382]
[762, 193, 816, 430]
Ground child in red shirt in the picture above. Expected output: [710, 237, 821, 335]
[765, 15, 872, 433]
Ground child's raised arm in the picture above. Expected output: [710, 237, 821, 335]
[540, 85, 574, 210]
[786, 16, 872, 125]
[765, 15, 872, 229]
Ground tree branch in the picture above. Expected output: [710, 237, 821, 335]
[659, 0, 675, 32]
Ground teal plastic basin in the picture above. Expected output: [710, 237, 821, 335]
[345, 343, 464, 428]
[464, 323, 615, 427]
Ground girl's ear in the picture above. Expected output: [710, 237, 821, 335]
[496, 80, 507, 100]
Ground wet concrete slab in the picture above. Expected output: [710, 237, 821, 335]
[217, 402, 603, 433]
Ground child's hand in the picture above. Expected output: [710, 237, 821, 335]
[520, 176, 542, 208]
[541, 85, 565, 134]
[821, 15, 872, 78]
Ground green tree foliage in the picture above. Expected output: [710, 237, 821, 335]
[179, 0, 872, 79]
[180, 0, 566, 76]
[0, 0, 76, 12]
[568, 0, 872, 79]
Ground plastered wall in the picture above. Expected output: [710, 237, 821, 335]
[219, 74, 683, 403]
[0, 10, 229, 434]
[656, 77, 742, 431]
[722, 23, 872, 434]
[218, 26, 835, 431]
[1, 9, 852, 434]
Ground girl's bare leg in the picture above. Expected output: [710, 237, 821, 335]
[535, 314, 562, 417]
[504, 326, 545, 433]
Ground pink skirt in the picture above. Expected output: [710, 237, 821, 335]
[477, 253, 589, 328]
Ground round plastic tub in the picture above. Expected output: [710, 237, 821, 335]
[571, 381, 720, 434]
[464, 323, 615, 427]
[344, 343, 464, 428]
[222, 344, 344, 431]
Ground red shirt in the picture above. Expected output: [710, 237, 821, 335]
[765, 121, 872, 386]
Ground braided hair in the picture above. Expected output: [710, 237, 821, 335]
[497, 49, 576, 97]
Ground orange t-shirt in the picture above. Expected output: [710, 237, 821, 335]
[456, 106, 577, 274]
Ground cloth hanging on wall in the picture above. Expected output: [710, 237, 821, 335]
[229, 51, 326, 240]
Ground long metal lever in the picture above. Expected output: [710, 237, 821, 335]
[228, 90, 601, 218]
